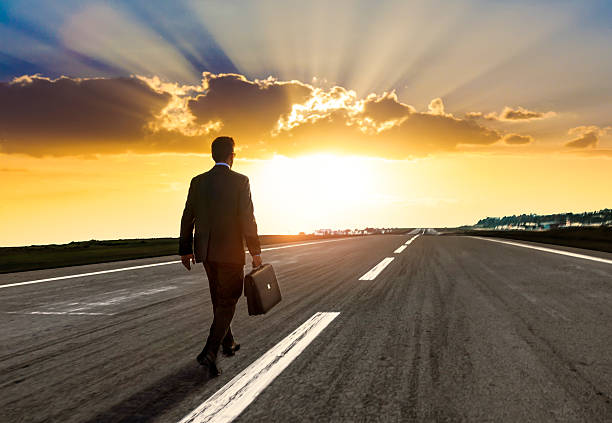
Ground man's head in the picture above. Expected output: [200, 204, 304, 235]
[211, 136, 235, 167]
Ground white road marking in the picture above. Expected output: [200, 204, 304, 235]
[394, 245, 407, 254]
[179, 311, 340, 423]
[0, 237, 358, 289]
[258, 237, 351, 251]
[394, 234, 420, 253]
[0, 261, 182, 290]
[404, 234, 420, 245]
[359, 257, 395, 280]
[471, 237, 612, 265]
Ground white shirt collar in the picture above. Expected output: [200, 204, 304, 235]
[215, 162, 230, 168]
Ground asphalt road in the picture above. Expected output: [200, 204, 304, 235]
[1, 234, 611, 422]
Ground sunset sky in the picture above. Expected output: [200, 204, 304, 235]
[1, 0, 611, 247]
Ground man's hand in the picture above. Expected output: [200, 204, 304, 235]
[181, 254, 195, 270]
[252, 254, 262, 268]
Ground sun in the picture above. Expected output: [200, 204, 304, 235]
[247, 154, 380, 234]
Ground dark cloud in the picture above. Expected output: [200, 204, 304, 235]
[359, 91, 414, 123]
[0, 75, 170, 156]
[499, 107, 550, 120]
[390, 113, 500, 152]
[564, 125, 607, 149]
[565, 132, 597, 148]
[0, 73, 528, 159]
[188, 73, 312, 141]
[171, 75, 502, 158]
[502, 133, 533, 145]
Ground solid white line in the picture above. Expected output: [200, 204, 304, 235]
[394, 245, 407, 254]
[0, 261, 182, 290]
[0, 237, 358, 289]
[358, 257, 395, 280]
[179, 311, 340, 423]
[404, 234, 420, 245]
[258, 237, 351, 251]
[470, 237, 612, 265]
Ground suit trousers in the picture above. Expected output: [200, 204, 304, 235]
[202, 262, 244, 359]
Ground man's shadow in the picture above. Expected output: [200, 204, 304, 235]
[84, 362, 213, 423]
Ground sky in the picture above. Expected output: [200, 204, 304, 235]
[1, 0, 611, 246]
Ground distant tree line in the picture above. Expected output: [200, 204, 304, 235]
[475, 208, 612, 228]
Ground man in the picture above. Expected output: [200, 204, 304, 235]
[179, 136, 262, 377]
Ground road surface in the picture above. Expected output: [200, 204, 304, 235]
[1, 234, 611, 422]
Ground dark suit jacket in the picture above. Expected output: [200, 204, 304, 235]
[179, 164, 261, 265]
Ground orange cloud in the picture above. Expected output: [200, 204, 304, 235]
[502, 133, 534, 145]
[137, 75, 220, 137]
[565, 125, 606, 148]
[426, 98, 449, 116]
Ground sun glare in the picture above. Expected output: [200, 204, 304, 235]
[251, 154, 380, 233]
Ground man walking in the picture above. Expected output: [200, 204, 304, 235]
[179, 136, 262, 377]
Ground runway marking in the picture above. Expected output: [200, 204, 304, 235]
[359, 257, 395, 280]
[0, 237, 357, 289]
[404, 234, 420, 245]
[257, 237, 351, 251]
[179, 311, 339, 423]
[394, 245, 407, 254]
[0, 261, 182, 290]
[471, 237, 612, 265]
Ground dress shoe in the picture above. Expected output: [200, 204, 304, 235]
[222, 342, 241, 357]
[197, 351, 221, 377]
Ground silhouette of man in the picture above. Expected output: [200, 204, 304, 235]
[179, 136, 262, 377]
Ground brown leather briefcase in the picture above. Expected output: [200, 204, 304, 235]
[244, 264, 281, 315]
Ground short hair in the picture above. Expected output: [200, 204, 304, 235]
[211, 136, 235, 162]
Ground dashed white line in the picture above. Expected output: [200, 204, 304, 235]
[0, 237, 358, 289]
[179, 311, 340, 423]
[471, 237, 612, 265]
[394, 245, 407, 254]
[394, 234, 421, 254]
[359, 257, 395, 280]
[404, 234, 420, 245]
